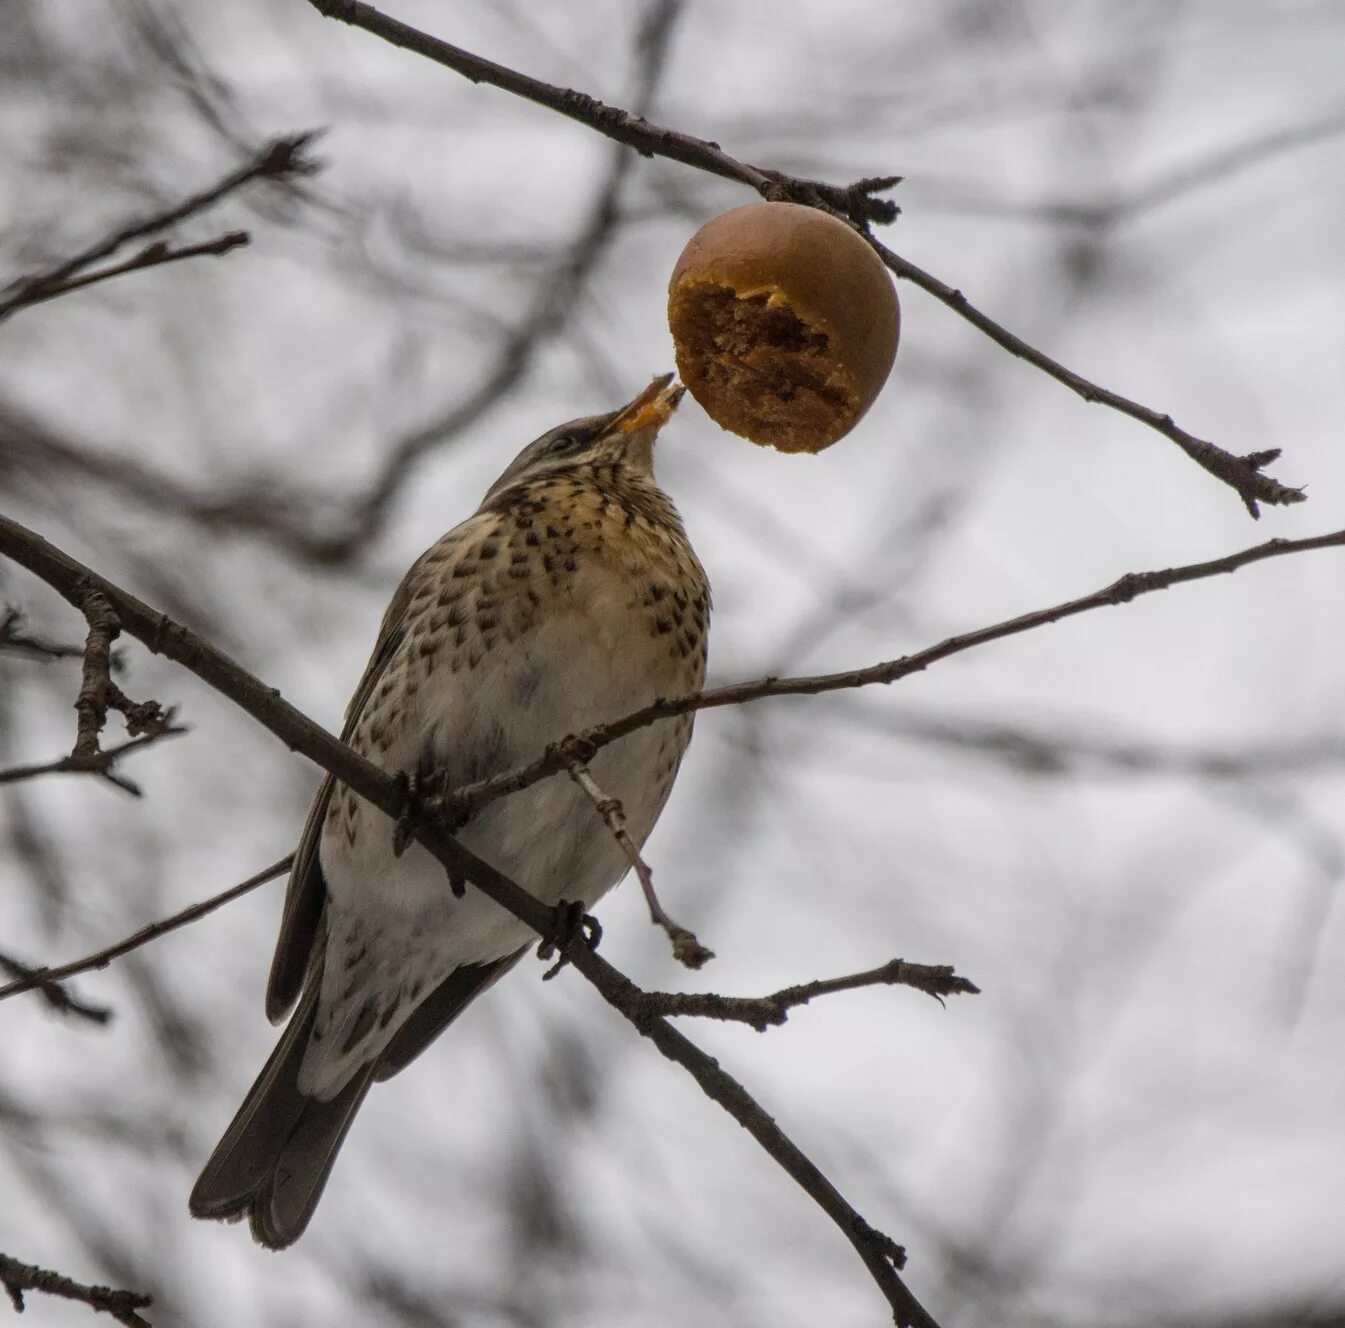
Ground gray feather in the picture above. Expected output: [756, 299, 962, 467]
[189, 979, 376, 1250]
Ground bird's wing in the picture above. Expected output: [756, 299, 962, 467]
[263, 533, 462, 1023]
[374, 947, 527, 1080]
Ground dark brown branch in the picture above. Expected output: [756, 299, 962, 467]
[867, 238, 1302, 518]
[574, 957, 922, 1309]
[4, 591, 184, 793]
[0, 514, 937, 1328]
[0, 727, 185, 795]
[635, 959, 979, 1032]
[566, 758, 714, 970]
[0, 855, 292, 1005]
[0, 1252, 151, 1327]
[106, 683, 172, 738]
[7, 232, 249, 313]
[0, 133, 319, 321]
[446, 528, 1345, 817]
[304, 1, 1300, 517]
[0, 725, 184, 793]
[72, 593, 121, 762]
[0, 953, 111, 1025]
[306, 0, 896, 226]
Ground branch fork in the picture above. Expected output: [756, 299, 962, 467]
[566, 758, 715, 969]
[633, 959, 980, 1033]
[65, 591, 178, 794]
[0, 591, 181, 792]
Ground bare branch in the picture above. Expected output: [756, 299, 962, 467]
[567, 758, 714, 969]
[304, 0, 1302, 516]
[635, 959, 980, 1032]
[446, 528, 1345, 817]
[72, 593, 122, 762]
[0, 593, 186, 793]
[0, 953, 111, 1025]
[0, 855, 292, 1006]
[6, 232, 250, 313]
[0, 132, 319, 321]
[867, 238, 1302, 518]
[0, 1251, 151, 1327]
[0, 727, 185, 795]
[0, 512, 939, 1327]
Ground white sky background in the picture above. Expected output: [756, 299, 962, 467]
[3, 1, 1345, 1325]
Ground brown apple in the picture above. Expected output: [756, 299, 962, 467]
[668, 201, 900, 453]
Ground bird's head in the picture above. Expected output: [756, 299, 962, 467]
[483, 374, 686, 505]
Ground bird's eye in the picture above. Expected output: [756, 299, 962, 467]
[548, 433, 582, 457]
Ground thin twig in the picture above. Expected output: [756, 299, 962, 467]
[446, 528, 1345, 817]
[304, 0, 1300, 516]
[0, 953, 111, 1025]
[307, 0, 893, 225]
[0, 513, 937, 1328]
[635, 959, 980, 1032]
[0, 855, 292, 1005]
[567, 759, 714, 969]
[0, 607, 84, 661]
[0, 132, 319, 321]
[0, 1251, 152, 1327]
[8, 232, 249, 313]
[0, 726, 185, 795]
[867, 238, 1302, 518]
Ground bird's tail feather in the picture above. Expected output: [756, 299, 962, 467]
[189, 980, 376, 1249]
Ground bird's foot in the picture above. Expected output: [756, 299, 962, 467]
[538, 900, 603, 980]
[392, 770, 423, 858]
[392, 767, 471, 858]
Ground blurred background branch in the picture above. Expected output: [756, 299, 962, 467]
[0, 133, 318, 321]
[2, 2, 1344, 1326]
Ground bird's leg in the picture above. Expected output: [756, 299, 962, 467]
[391, 762, 452, 856]
[392, 765, 472, 899]
[538, 900, 603, 980]
[392, 769, 422, 858]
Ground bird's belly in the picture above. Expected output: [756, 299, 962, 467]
[321, 598, 694, 967]
[303, 489, 707, 1096]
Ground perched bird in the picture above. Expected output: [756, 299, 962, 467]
[190, 375, 709, 1247]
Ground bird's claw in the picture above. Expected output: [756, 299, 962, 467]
[392, 770, 421, 858]
[393, 765, 466, 842]
[539, 900, 603, 980]
[393, 769, 473, 901]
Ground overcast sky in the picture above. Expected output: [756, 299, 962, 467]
[3, 3, 1345, 1326]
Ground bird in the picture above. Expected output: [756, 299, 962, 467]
[189, 374, 709, 1248]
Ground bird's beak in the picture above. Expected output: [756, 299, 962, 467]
[607, 372, 686, 441]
